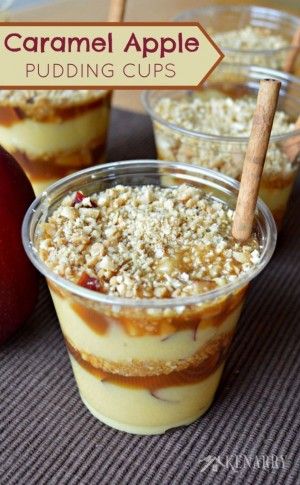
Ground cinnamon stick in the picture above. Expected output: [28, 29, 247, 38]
[108, 0, 127, 22]
[232, 79, 281, 242]
[283, 27, 300, 74]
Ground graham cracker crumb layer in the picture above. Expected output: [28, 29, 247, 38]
[66, 331, 234, 378]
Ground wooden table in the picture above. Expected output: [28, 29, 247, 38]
[11, 0, 300, 113]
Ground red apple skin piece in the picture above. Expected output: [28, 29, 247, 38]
[0, 146, 38, 344]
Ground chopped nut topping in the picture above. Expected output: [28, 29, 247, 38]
[154, 94, 296, 179]
[214, 26, 289, 51]
[38, 185, 261, 299]
[155, 95, 294, 138]
[211, 26, 289, 69]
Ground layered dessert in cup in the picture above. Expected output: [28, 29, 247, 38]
[22, 160, 276, 435]
[175, 5, 300, 74]
[143, 65, 300, 228]
[0, 90, 111, 195]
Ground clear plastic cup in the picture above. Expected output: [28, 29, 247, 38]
[142, 64, 300, 228]
[22, 160, 277, 435]
[174, 5, 300, 74]
[0, 90, 111, 195]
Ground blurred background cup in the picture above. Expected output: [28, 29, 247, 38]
[0, 90, 112, 195]
[174, 5, 300, 76]
[142, 64, 300, 228]
[0, 1, 113, 196]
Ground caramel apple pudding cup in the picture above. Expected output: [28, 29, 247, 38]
[22, 161, 277, 435]
[143, 65, 300, 228]
[175, 5, 300, 74]
[0, 90, 111, 195]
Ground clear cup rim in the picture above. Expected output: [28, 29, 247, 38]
[22, 160, 277, 309]
[142, 64, 300, 143]
[174, 4, 300, 56]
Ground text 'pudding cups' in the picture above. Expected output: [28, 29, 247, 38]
[143, 64, 300, 228]
[22, 160, 277, 435]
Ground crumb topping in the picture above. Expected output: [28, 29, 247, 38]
[155, 95, 294, 138]
[154, 94, 296, 178]
[0, 89, 107, 108]
[38, 185, 261, 299]
[0, 89, 109, 121]
[213, 26, 289, 51]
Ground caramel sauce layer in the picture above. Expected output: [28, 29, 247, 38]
[261, 172, 296, 190]
[0, 92, 111, 125]
[242, 171, 295, 190]
[0, 106, 24, 126]
[272, 208, 286, 229]
[71, 302, 108, 335]
[48, 280, 246, 337]
[12, 141, 106, 182]
[66, 332, 233, 390]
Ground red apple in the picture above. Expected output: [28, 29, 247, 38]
[0, 146, 38, 344]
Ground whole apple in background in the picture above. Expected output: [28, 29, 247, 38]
[0, 146, 38, 344]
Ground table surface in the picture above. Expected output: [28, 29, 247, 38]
[10, 0, 300, 113]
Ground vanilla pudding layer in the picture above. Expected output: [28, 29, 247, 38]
[70, 357, 224, 434]
[0, 102, 109, 158]
[49, 288, 243, 362]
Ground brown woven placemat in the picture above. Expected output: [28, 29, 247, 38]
[1, 108, 300, 485]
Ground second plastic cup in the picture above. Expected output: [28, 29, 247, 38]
[143, 65, 300, 228]
[175, 5, 300, 74]
[22, 160, 276, 434]
[0, 90, 111, 195]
